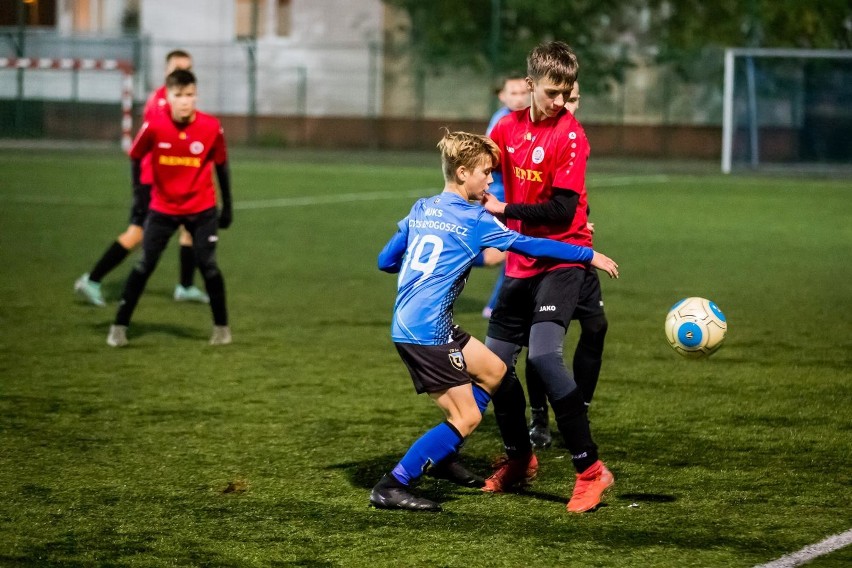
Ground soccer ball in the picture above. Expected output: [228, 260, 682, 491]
[665, 297, 727, 359]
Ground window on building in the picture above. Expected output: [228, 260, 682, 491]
[0, 0, 57, 27]
[276, 0, 291, 36]
[71, 0, 96, 32]
[235, 0, 260, 39]
[235, 0, 290, 39]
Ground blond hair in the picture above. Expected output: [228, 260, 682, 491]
[527, 41, 578, 86]
[437, 130, 500, 183]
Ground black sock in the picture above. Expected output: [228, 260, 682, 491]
[179, 245, 196, 287]
[551, 389, 598, 473]
[90, 242, 130, 283]
[115, 268, 150, 326]
[574, 316, 607, 404]
[204, 272, 228, 326]
[492, 372, 533, 459]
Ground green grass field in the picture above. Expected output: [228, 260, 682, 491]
[0, 146, 850, 567]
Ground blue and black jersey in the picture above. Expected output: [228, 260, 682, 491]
[378, 192, 595, 347]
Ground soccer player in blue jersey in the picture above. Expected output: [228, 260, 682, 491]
[369, 130, 618, 512]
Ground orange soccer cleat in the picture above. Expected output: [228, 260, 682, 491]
[482, 452, 538, 493]
[566, 460, 614, 513]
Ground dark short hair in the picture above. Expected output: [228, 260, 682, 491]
[166, 49, 191, 63]
[527, 41, 578, 86]
[165, 69, 196, 89]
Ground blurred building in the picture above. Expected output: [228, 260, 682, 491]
[47, 0, 385, 117]
[9, 0, 847, 167]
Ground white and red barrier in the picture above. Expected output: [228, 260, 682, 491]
[0, 57, 135, 150]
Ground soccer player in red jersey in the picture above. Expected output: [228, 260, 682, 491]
[106, 69, 233, 347]
[480, 41, 614, 513]
[524, 79, 586, 450]
[74, 50, 208, 306]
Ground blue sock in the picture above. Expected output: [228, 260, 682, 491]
[391, 422, 463, 486]
[472, 383, 491, 414]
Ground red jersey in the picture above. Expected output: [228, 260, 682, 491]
[490, 108, 592, 278]
[129, 110, 228, 216]
[139, 86, 170, 184]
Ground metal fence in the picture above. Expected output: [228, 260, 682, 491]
[1, 30, 729, 145]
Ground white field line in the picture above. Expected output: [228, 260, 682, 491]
[754, 528, 852, 568]
[234, 188, 428, 210]
[0, 174, 670, 210]
[233, 175, 671, 210]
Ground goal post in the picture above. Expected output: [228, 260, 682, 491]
[721, 48, 852, 174]
[0, 57, 135, 150]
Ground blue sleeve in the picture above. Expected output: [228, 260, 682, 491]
[476, 213, 520, 252]
[508, 234, 593, 263]
[378, 228, 407, 273]
[486, 107, 511, 135]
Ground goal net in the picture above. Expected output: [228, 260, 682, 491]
[721, 48, 852, 173]
[0, 57, 135, 150]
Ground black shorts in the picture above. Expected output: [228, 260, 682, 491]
[487, 267, 605, 345]
[395, 326, 473, 394]
[138, 207, 219, 273]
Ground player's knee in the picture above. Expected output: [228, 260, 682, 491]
[478, 358, 507, 391]
[581, 315, 608, 337]
[117, 230, 142, 250]
[198, 262, 220, 281]
[132, 259, 155, 276]
[454, 408, 482, 436]
[579, 315, 608, 350]
[484, 336, 518, 368]
[527, 351, 565, 379]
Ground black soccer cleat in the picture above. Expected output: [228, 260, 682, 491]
[529, 423, 553, 450]
[426, 457, 485, 488]
[529, 408, 553, 450]
[369, 475, 442, 512]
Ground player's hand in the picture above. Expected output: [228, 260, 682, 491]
[218, 206, 233, 229]
[587, 221, 595, 234]
[591, 252, 618, 279]
[481, 192, 507, 216]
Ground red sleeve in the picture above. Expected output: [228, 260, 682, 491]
[212, 125, 228, 165]
[552, 127, 589, 193]
[129, 121, 154, 160]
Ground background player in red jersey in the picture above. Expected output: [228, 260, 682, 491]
[106, 69, 233, 347]
[74, 50, 208, 306]
[480, 41, 614, 513]
[476, 72, 533, 321]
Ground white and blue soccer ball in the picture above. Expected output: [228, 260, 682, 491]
[665, 297, 727, 359]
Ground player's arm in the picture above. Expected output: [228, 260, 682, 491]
[215, 161, 233, 229]
[509, 234, 618, 279]
[484, 187, 579, 225]
[378, 229, 407, 273]
[130, 158, 149, 218]
[128, 119, 153, 219]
